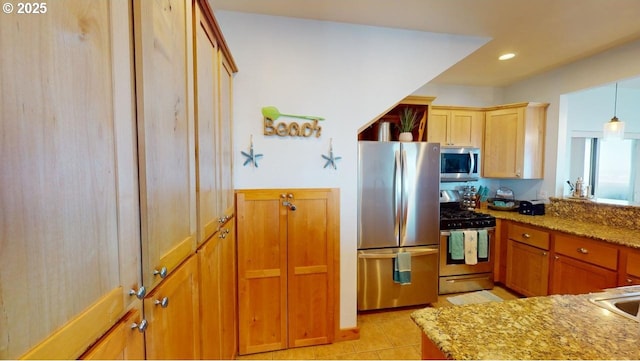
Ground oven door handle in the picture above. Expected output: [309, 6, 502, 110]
[441, 228, 495, 236]
[444, 275, 493, 283]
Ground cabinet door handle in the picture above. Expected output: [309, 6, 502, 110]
[577, 247, 589, 254]
[131, 319, 148, 333]
[153, 266, 168, 279]
[154, 296, 169, 308]
[522, 233, 531, 239]
[541, 251, 547, 256]
[554, 255, 559, 260]
[129, 286, 146, 299]
[627, 278, 634, 284]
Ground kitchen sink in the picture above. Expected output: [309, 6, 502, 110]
[589, 292, 640, 322]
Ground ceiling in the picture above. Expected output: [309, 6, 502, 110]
[209, 0, 640, 87]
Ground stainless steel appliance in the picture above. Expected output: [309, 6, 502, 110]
[439, 199, 496, 294]
[357, 141, 440, 311]
[440, 147, 480, 182]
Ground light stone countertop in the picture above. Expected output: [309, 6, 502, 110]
[480, 209, 640, 249]
[411, 286, 640, 360]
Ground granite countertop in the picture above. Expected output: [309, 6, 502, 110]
[411, 286, 640, 360]
[480, 209, 640, 249]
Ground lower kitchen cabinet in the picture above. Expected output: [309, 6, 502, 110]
[506, 239, 550, 297]
[550, 234, 618, 295]
[80, 306, 145, 360]
[505, 223, 550, 297]
[197, 218, 237, 360]
[144, 255, 200, 359]
[550, 255, 617, 294]
[620, 248, 640, 286]
[236, 189, 340, 355]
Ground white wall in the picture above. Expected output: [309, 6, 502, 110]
[215, 10, 489, 329]
[503, 39, 640, 198]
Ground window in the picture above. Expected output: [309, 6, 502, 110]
[576, 138, 639, 203]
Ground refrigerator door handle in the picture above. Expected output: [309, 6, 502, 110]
[401, 149, 409, 241]
[394, 149, 402, 238]
[357, 248, 439, 259]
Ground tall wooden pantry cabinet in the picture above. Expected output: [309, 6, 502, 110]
[0, 0, 238, 359]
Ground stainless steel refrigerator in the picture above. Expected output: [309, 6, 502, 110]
[357, 141, 440, 311]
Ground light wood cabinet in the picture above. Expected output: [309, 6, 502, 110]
[0, 1, 141, 359]
[483, 103, 548, 179]
[197, 218, 237, 360]
[133, 0, 197, 291]
[428, 107, 484, 147]
[236, 189, 340, 355]
[194, 0, 222, 244]
[80, 306, 145, 360]
[144, 255, 201, 359]
[506, 223, 550, 297]
[1, 0, 237, 358]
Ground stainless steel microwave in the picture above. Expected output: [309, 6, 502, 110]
[440, 147, 480, 182]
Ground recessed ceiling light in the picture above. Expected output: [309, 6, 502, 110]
[499, 53, 516, 61]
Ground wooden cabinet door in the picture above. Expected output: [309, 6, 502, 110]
[550, 255, 617, 295]
[287, 189, 339, 348]
[144, 256, 200, 359]
[194, 0, 221, 244]
[133, 0, 197, 290]
[81, 307, 145, 360]
[218, 54, 235, 218]
[196, 217, 236, 360]
[448, 111, 474, 146]
[220, 218, 238, 359]
[451, 110, 484, 148]
[236, 191, 288, 355]
[236, 189, 339, 354]
[483, 107, 524, 178]
[1, 1, 140, 359]
[197, 230, 224, 360]
[506, 240, 549, 297]
[427, 109, 449, 145]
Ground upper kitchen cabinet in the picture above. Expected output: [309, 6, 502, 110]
[483, 102, 548, 179]
[133, 0, 197, 290]
[0, 1, 140, 359]
[358, 96, 434, 142]
[428, 106, 484, 148]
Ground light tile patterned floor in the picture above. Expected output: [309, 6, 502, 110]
[236, 286, 521, 360]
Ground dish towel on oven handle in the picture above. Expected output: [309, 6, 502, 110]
[478, 229, 488, 259]
[449, 231, 464, 260]
[463, 230, 478, 265]
[393, 251, 412, 285]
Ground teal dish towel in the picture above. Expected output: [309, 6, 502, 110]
[393, 252, 412, 285]
[478, 229, 488, 258]
[450, 231, 464, 260]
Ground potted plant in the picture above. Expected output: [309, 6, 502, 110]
[397, 107, 420, 142]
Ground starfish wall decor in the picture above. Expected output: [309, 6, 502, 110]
[321, 138, 342, 170]
[241, 135, 263, 167]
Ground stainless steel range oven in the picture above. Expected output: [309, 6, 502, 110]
[439, 202, 496, 294]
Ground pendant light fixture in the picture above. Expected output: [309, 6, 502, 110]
[603, 83, 625, 140]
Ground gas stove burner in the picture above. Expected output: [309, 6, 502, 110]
[439, 203, 496, 230]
